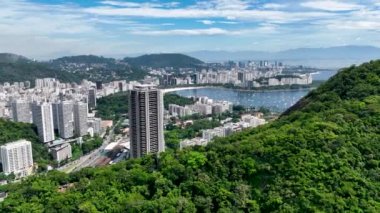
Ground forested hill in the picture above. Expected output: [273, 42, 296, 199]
[0, 54, 80, 84]
[0, 61, 380, 212]
[0, 53, 28, 63]
[50, 55, 116, 64]
[123, 53, 205, 68]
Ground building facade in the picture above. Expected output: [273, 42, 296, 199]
[11, 100, 32, 123]
[88, 88, 97, 110]
[129, 85, 165, 158]
[74, 102, 88, 137]
[32, 102, 55, 142]
[51, 143, 72, 162]
[57, 101, 74, 139]
[0, 140, 33, 177]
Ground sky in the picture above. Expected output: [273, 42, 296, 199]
[0, 0, 380, 59]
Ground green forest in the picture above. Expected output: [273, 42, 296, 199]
[0, 60, 379, 212]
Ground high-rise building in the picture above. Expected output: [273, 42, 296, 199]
[96, 81, 103, 90]
[52, 102, 59, 130]
[88, 88, 97, 110]
[0, 140, 33, 177]
[74, 102, 88, 137]
[32, 102, 55, 142]
[129, 85, 165, 158]
[57, 101, 74, 139]
[11, 100, 32, 123]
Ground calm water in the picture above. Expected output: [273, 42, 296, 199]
[175, 70, 337, 112]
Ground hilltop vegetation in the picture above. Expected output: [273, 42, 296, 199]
[49, 55, 148, 82]
[124, 53, 205, 68]
[0, 60, 379, 212]
[0, 53, 206, 84]
[0, 54, 80, 84]
[51, 55, 116, 64]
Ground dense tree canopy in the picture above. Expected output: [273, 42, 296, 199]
[0, 60, 380, 212]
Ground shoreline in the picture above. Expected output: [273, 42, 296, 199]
[163, 84, 319, 93]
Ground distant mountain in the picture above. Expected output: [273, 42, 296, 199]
[188, 46, 380, 68]
[51, 55, 116, 64]
[49, 55, 148, 82]
[123, 53, 205, 68]
[0, 53, 29, 63]
[0, 54, 79, 84]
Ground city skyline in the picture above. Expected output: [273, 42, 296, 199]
[1, 0, 380, 59]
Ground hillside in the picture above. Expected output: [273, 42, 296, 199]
[51, 55, 116, 64]
[124, 53, 205, 68]
[0, 54, 149, 84]
[0, 56, 80, 84]
[0, 61, 379, 212]
[0, 53, 28, 63]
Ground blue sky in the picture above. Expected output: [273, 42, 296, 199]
[0, 0, 380, 59]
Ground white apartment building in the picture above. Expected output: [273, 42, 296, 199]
[32, 102, 55, 143]
[11, 100, 32, 123]
[0, 140, 33, 177]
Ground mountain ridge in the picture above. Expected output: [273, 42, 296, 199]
[123, 53, 205, 68]
[187, 45, 380, 68]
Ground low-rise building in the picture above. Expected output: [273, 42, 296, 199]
[51, 143, 72, 163]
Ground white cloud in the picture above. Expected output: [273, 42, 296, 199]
[262, 3, 287, 10]
[198, 20, 215, 25]
[84, 6, 335, 24]
[131, 28, 240, 36]
[219, 21, 239, 24]
[192, 0, 251, 10]
[325, 20, 380, 30]
[101, 1, 180, 8]
[301, 1, 364, 11]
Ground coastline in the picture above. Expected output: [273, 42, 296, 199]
[162, 83, 321, 93]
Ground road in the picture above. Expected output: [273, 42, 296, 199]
[58, 120, 122, 173]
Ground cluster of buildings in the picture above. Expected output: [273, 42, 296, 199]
[180, 114, 266, 149]
[155, 60, 312, 88]
[0, 78, 139, 172]
[169, 96, 233, 118]
[0, 78, 169, 178]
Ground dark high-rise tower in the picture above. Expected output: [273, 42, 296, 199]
[129, 85, 165, 158]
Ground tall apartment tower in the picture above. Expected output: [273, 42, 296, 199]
[32, 102, 55, 143]
[52, 102, 60, 130]
[129, 85, 165, 158]
[57, 101, 74, 139]
[11, 100, 32, 123]
[88, 88, 97, 110]
[74, 102, 88, 137]
[0, 140, 33, 177]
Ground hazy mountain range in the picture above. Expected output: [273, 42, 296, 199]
[187, 45, 380, 68]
